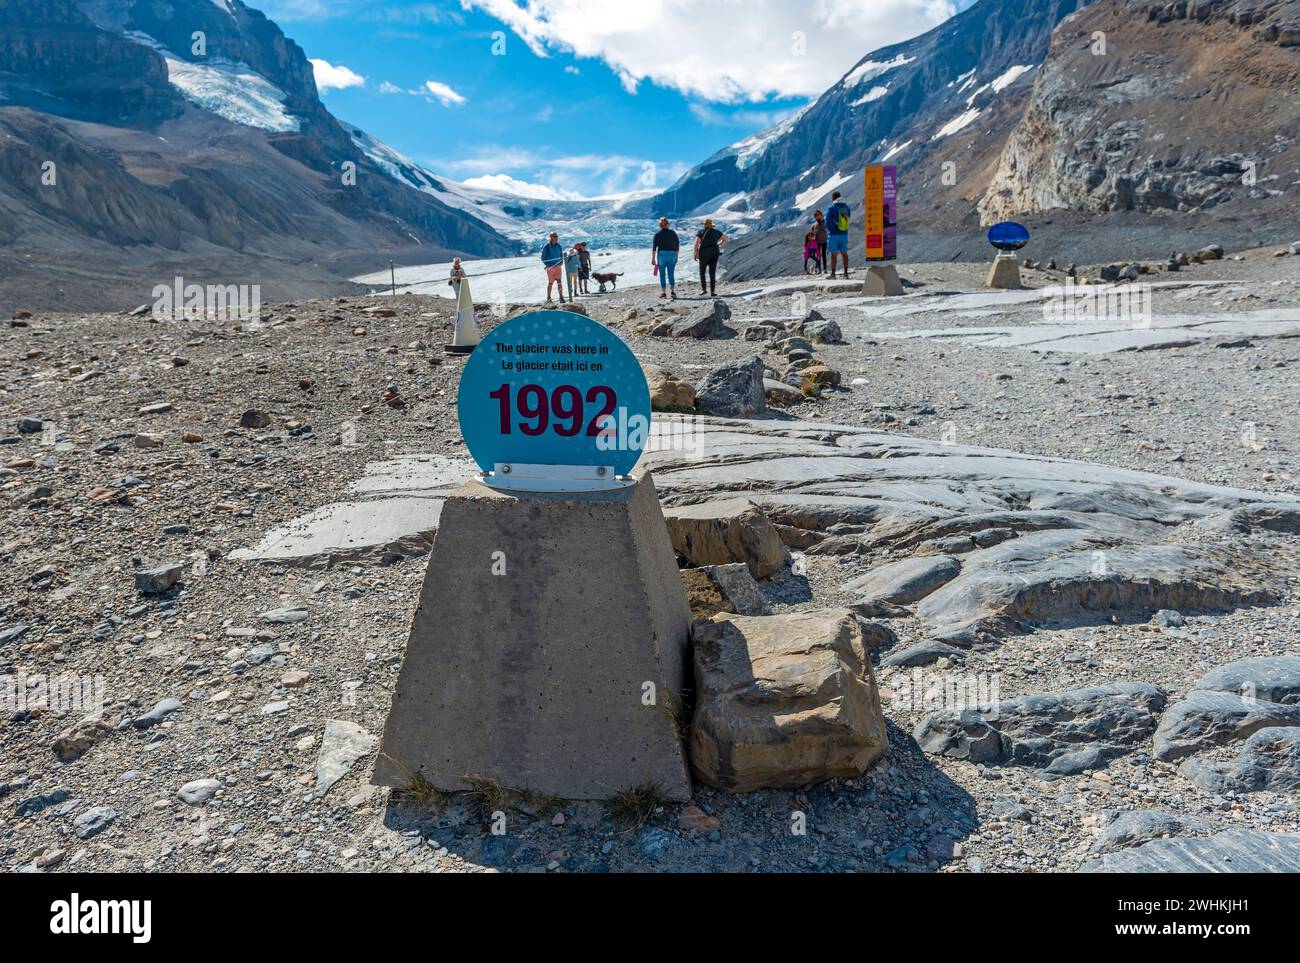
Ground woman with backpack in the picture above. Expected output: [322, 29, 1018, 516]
[693, 218, 727, 297]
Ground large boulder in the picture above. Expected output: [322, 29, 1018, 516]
[795, 316, 844, 344]
[688, 609, 888, 792]
[914, 682, 1167, 774]
[695, 356, 765, 417]
[643, 364, 696, 413]
[663, 498, 787, 579]
[653, 298, 733, 338]
[1152, 690, 1300, 762]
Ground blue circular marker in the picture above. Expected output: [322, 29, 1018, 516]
[457, 310, 651, 478]
[988, 221, 1030, 252]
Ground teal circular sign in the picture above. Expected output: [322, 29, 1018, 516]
[457, 310, 651, 477]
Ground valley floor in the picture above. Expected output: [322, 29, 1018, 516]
[2, 247, 1298, 873]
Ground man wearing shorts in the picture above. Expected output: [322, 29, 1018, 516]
[541, 231, 566, 303]
[825, 191, 851, 280]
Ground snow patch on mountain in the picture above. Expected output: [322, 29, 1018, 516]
[991, 64, 1035, 92]
[727, 106, 808, 170]
[844, 54, 914, 87]
[933, 108, 981, 139]
[882, 139, 912, 161]
[965, 64, 1036, 106]
[851, 85, 890, 107]
[125, 31, 298, 132]
[795, 171, 852, 210]
[164, 58, 298, 132]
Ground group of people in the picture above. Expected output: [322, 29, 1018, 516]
[536, 220, 731, 303]
[540, 232, 593, 303]
[519, 196, 853, 305]
[801, 191, 853, 279]
[649, 217, 728, 300]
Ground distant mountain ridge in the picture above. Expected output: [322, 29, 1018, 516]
[0, 0, 514, 310]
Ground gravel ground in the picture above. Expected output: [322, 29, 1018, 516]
[2, 248, 1297, 873]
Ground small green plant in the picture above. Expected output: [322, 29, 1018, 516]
[460, 774, 514, 815]
[394, 767, 451, 813]
[605, 782, 668, 831]
[517, 788, 564, 817]
[656, 685, 693, 742]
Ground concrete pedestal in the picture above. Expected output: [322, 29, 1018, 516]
[986, 253, 1023, 289]
[861, 264, 904, 296]
[372, 472, 693, 801]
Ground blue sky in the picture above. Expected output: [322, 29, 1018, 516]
[257, 0, 970, 198]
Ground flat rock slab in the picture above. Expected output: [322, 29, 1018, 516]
[842, 554, 961, 605]
[236, 417, 1297, 644]
[819, 281, 1300, 354]
[232, 454, 471, 568]
[1090, 810, 1210, 855]
[1077, 828, 1300, 873]
[315, 720, 377, 796]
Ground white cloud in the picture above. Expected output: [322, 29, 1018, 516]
[421, 80, 467, 106]
[436, 146, 689, 197]
[462, 174, 584, 200]
[310, 58, 365, 92]
[377, 80, 404, 95]
[462, 0, 956, 103]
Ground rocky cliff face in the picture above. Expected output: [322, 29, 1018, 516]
[978, 0, 1300, 222]
[0, 0, 180, 123]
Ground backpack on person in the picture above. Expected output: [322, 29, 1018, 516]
[834, 203, 849, 233]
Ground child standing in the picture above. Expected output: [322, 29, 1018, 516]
[803, 233, 821, 274]
[577, 242, 592, 294]
[564, 247, 581, 300]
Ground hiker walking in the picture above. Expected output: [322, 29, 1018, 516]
[812, 210, 828, 272]
[693, 218, 727, 297]
[825, 192, 851, 279]
[541, 231, 566, 303]
[577, 242, 592, 294]
[651, 217, 680, 300]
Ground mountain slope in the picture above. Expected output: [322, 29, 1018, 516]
[714, 0, 1300, 277]
[649, 0, 1086, 233]
[0, 0, 513, 311]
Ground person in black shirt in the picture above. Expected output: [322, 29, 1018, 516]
[651, 217, 680, 299]
[693, 218, 727, 296]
